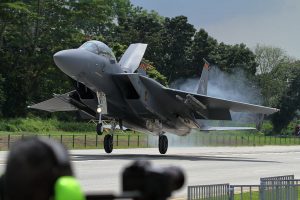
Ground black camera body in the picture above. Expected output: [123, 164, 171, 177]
[122, 161, 185, 200]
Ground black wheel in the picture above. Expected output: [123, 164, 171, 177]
[104, 134, 113, 153]
[96, 123, 103, 135]
[158, 135, 168, 154]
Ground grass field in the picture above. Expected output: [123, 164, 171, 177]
[189, 184, 300, 200]
[0, 132, 148, 150]
[232, 186, 300, 200]
[0, 118, 300, 151]
[1, 131, 300, 151]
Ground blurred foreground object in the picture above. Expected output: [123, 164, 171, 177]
[0, 137, 184, 200]
[0, 137, 85, 200]
[86, 160, 185, 200]
[122, 160, 185, 200]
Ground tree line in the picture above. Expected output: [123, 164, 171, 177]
[0, 0, 299, 133]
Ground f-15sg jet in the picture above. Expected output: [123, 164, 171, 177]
[29, 40, 278, 154]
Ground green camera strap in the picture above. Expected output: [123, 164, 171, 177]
[55, 176, 85, 200]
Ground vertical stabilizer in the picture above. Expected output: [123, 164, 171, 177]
[119, 43, 147, 73]
[196, 58, 211, 95]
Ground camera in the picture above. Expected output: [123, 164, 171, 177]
[87, 160, 185, 200]
[122, 160, 185, 200]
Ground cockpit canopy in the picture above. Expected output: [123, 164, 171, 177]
[79, 40, 116, 60]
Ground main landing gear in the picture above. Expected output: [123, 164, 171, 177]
[103, 120, 117, 153]
[158, 135, 168, 154]
[104, 134, 113, 153]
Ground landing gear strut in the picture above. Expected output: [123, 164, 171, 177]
[96, 91, 104, 135]
[158, 135, 168, 154]
[96, 120, 103, 135]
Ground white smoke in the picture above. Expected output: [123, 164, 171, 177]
[146, 66, 262, 148]
[171, 66, 263, 122]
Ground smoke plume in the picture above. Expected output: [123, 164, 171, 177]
[147, 66, 263, 148]
[170, 66, 263, 121]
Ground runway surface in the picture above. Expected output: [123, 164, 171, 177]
[1, 146, 300, 197]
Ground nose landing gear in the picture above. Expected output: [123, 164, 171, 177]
[95, 91, 114, 153]
[96, 91, 105, 135]
[96, 106, 103, 135]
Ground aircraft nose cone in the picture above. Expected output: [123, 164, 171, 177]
[53, 49, 89, 77]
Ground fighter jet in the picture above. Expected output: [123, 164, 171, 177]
[29, 40, 278, 154]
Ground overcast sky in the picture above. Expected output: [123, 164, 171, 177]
[130, 0, 300, 59]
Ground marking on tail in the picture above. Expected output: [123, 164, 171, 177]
[196, 58, 211, 95]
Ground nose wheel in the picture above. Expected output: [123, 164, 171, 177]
[158, 135, 168, 154]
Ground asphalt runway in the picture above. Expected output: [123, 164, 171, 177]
[1, 146, 300, 198]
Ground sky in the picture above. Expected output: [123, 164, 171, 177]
[130, 0, 300, 59]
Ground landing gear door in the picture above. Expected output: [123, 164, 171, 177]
[97, 92, 108, 114]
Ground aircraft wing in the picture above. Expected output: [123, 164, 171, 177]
[165, 88, 278, 115]
[28, 91, 78, 112]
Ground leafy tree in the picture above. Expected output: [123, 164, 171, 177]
[190, 29, 218, 75]
[254, 44, 292, 74]
[115, 7, 165, 66]
[69, 0, 116, 38]
[212, 43, 257, 76]
[160, 16, 196, 81]
[0, 1, 82, 117]
[257, 62, 294, 107]
[255, 45, 294, 106]
[189, 29, 258, 79]
[0, 1, 37, 117]
[140, 59, 167, 86]
[272, 62, 300, 133]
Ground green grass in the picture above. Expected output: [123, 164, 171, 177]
[0, 118, 300, 151]
[172, 132, 300, 147]
[1, 131, 300, 151]
[0, 117, 96, 132]
[233, 186, 300, 200]
[233, 190, 260, 200]
[0, 133, 148, 150]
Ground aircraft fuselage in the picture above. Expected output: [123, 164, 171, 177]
[53, 43, 194, 136]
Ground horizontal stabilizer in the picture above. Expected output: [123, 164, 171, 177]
[119, 43, 147, 73]
[200, 126, 256, 131]
[28, 91, 78, 112]
[196, 119, 256, 131]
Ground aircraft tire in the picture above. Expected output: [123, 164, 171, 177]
[104, 134, 113, 153]
[96, 123, 103, 135]
[158, 135, 168, 154]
